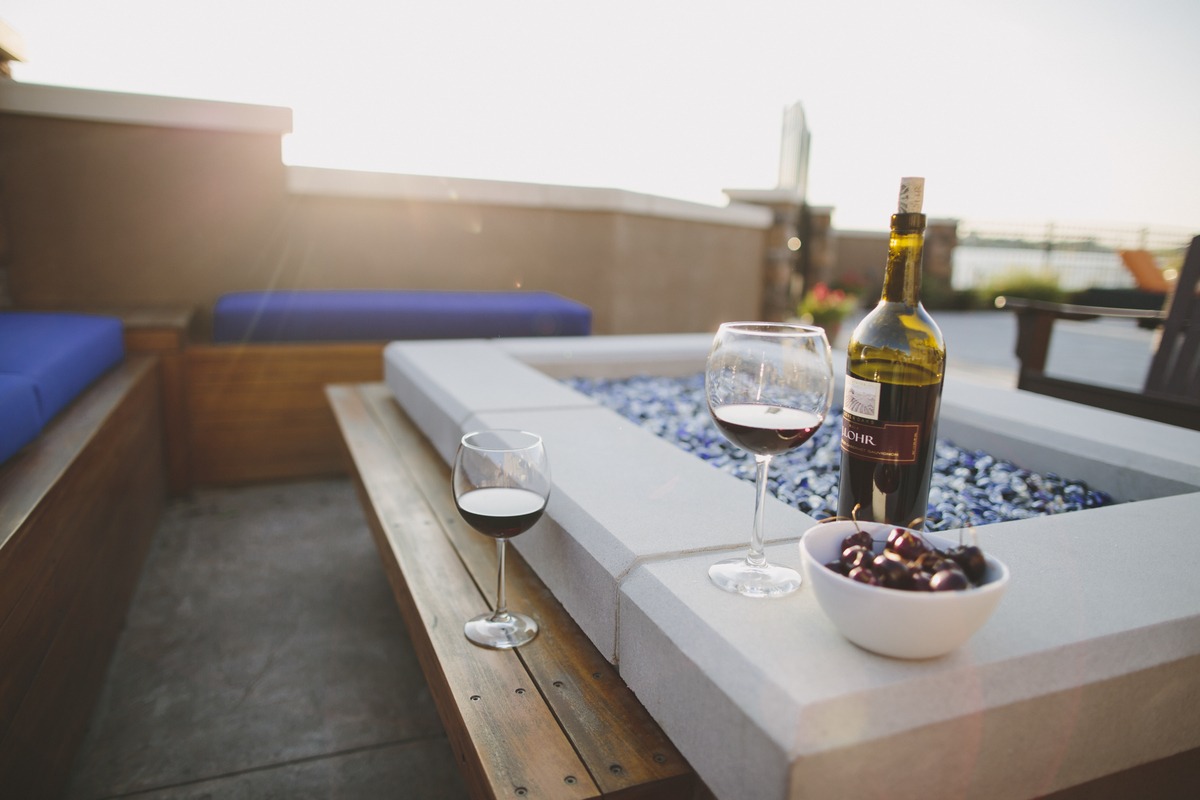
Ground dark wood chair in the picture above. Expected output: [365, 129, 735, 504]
[998, 235, 1200, 430]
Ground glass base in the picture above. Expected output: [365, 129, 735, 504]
[464, 610, 539, 649]
[709, 557, 802, 598]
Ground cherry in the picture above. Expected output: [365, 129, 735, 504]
[841, 545, 874, 570]
[848, 566, 881, 585]
[949, 546, 987, 584]
[871, 554, 910, 589]
[930, 568, 969, 592]
[908, 569, 933, 592]
[841, 530, 874, 552]
[886, 529, 928, 561]
[922, 555, 958, 576]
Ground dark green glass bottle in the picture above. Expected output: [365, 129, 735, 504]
[837, 177, 946, 528]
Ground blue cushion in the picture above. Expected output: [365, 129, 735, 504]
[212, 290, 592, 343]
[0, 374, 42, 465]
[0, 312, 126, 423]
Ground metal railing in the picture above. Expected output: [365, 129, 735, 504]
[951, 221, 1197, 292]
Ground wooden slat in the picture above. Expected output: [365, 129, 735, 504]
[186, 343, 384, 484]
[329, 383, 696, 799]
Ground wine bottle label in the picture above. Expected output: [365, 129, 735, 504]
[844, 375, 881, 421]
[842, 375, 924, 463]
[841, 417, 922, 464]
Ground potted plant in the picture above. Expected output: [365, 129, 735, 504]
[796, 282, 859, 343]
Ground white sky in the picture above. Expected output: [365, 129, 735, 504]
[4, 0, 1199, 231]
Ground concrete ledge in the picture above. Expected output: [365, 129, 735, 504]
[383, 334, 1200, 800]
[289, 165, 774, 228]
[0, 81, 292, 134]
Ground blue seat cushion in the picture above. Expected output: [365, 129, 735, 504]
[0, 374, 42, 465]
[0, 312, 126, 423]
[212, 290, 592, 343]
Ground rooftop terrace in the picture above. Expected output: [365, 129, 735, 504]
[1, 82, 1196, 799]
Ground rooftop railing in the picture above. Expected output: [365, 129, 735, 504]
[952, 220, 1197, 292]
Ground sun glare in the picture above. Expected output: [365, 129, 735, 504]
[4, 0, 1199, 228]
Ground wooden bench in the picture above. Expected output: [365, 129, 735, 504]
[186, 290, 592, 486]
[0, 356, 166, 798]
[1001, 235, 1200, 430]
[328, 383, 701, 800]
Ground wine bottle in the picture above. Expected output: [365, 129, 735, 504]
[836, 177, 946, 529]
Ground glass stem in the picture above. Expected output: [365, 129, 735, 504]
[748, 455, 771, 567]
[492, 538, 509, 621]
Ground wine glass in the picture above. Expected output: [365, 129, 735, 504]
[706, 322, 834, 597]
[453, 429, 550, 649]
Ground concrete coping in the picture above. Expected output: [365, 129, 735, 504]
[0, 81, 772, 230]
[287, 165, 774, 228]
[0, 80, 292, 134]
[384, 334, 1200, 800]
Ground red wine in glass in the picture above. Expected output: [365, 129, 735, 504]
[455, 487, 546, 539]
[711, 404, 823, 456]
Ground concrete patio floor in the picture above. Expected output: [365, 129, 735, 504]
[65, 479, 468, 800]
[64, 310, 1165, 799]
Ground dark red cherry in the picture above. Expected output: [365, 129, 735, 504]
[841, 530, 874, 552]
[886, 529, 928, 561]
[841, 545, 874, 570]
[930, 568, 970, 592]
[923, 557, 958, 576]
[824, 559, 849, 576]
[847, 566, 881, 585]
[908, 569, 933, 592]
[949, 546, 987, 584]
[871, 554, 910, 589]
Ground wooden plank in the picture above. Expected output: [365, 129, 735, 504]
[188, 418, 349, 484]
[186, 343, 384, 485]
[330, 383, 697, 799]
[330, 385, 600, 800]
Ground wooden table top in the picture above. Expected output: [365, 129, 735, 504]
[327, 383, 699, 800]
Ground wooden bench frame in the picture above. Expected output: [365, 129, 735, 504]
[185, 342, 386, 485]
[0, 355, 166, 798]
[328, 383, 700, 800]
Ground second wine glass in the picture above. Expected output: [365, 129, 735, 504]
[453, 429, 550, 649]
[706, 322, 834, 597]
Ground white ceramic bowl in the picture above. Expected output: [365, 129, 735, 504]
[799, 520, 1009, 659]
